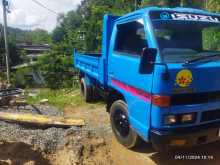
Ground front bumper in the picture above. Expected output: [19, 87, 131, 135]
[150, 123, 220, 152]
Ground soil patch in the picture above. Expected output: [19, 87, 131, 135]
[0, 105, 113, 165]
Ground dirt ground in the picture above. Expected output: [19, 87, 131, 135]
[0, 102, 220, 165]
[63, 104, 220, 165]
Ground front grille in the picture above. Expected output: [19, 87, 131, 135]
[201, 109, 220, 122]
[171, 91, 220, 105]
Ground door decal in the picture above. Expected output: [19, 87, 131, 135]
[112, 79, 151, 102]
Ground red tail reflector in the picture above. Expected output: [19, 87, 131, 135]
[152, 95, 170, 107]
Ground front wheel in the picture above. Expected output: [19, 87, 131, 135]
[110, 100, 142, 149]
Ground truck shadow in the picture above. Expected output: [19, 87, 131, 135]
[135, 141, 220, 165]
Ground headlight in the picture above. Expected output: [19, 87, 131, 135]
[164, 113, 196, 125]
[164, 115, 176, 124]
[181, 114, 194, 123]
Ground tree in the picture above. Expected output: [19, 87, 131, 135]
[38, 0, 220, 89]
[206, 0, 220, 12]
[142, 0, 203, 8]
[37, 50, 74, 89]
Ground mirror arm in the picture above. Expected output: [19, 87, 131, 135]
[151, 62, 170, 80]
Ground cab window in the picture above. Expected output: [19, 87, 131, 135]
[114, 19, 148, 56]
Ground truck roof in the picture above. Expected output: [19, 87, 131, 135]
[118, 7, 220, 20]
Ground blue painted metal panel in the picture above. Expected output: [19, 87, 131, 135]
[101, 15, 120, 86]
[107, 14, 153, 140]
[74, 52, 100, 80]
[151, 61, 220, 129]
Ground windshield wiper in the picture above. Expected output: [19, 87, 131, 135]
[185, 53, 220, 64]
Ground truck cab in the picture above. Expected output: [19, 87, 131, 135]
[74, 7, 220, 151]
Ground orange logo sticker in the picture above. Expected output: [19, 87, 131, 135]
[176, 69, 193, 87]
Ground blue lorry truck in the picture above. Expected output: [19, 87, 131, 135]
[74, 7, 220, 151]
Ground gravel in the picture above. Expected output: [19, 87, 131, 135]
[0, 105, 81, 153]
[0, 105, 63, 116]
[0, 121, 61, 152]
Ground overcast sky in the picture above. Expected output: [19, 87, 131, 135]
[0, 0, 82, 32]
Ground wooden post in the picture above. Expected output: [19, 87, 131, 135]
[0, 112, 85, 127]
[2, 0, 10, 85]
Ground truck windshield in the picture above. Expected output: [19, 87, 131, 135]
[151, 14, 220, 63]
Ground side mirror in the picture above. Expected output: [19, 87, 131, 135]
[139, 48, 157, 74]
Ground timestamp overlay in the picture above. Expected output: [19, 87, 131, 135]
[174, 154, 214, 160]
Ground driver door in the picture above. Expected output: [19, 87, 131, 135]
[108, 18, 154, 139]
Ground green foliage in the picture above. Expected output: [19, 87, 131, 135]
[37, 48, 75, 89]
[203, 27, 220, 51]
[0, 27, 21, 66]
[27, 89, 84, 110]
[51, 0, 136, 52]
[207, 0, 220, 12]
[52, 26, 65, 43]
[141, 0, 205, 8]
[19, 49, 28, 63]
[11, 67, 33, 88]
[8, 27, 51, 45]
[0, 72, 6, 81]
[24, 29, 52, 44]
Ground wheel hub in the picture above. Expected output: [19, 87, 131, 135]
[114, 110, 129, 137]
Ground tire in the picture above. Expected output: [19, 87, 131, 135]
[110, 100, 142, 149]
[80, 78, 93, 102]
[92, 87, 102, 101]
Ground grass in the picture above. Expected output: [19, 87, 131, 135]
[27, 88, 85, 110]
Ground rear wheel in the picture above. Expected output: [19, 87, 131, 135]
[80, 78, 93, 102]
[110, 100, 142, 148]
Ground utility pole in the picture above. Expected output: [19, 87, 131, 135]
[2, 0, 10, 85]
